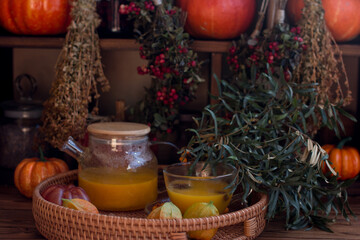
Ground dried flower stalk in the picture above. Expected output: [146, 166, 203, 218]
[40, 0, 110, 149]
[293, 0, 352, 134]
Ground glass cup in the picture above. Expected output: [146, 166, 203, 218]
[163, 162, 237, 214]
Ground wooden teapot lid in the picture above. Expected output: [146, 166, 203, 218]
[87, 122, 150, 136]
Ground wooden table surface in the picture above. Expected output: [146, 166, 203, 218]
[1, 169, 359, 240]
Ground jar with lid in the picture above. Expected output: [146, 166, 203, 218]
[0, 74, 42, 169]
[62, 122, 158, 211]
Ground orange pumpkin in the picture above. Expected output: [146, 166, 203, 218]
[321, 138, 360, 180]
[286, 0, 360, 42]
[176, 0, 256, 40]
[0, 0, 71, 35]
[14, 149, 69, 198]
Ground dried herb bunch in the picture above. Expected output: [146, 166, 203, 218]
[121, 0, 204, 137]
[292, 0, 353, 136]
[40, 0, 110, 149]
[180, 14, 356, 234]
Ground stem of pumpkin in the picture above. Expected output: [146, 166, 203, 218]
[39, 146, 47, 162]
[336, 137, 352, 149]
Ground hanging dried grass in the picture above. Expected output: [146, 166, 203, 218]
[293, 0, 352, 135]
[39, 0, 110, 149]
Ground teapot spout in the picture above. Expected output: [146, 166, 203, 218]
[61, 136, 86, 162]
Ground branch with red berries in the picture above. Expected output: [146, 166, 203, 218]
[228, 25, 306, 82]
[120, 0, 204, 138]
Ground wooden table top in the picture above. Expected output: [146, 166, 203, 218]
[1, 170, 359, 240]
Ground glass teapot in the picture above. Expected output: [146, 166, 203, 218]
[61, 122, 158, 211]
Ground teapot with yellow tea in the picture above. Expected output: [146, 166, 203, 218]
[62, 122, 158, 211]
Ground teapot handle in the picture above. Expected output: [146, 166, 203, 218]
[150, 141, 179, 151]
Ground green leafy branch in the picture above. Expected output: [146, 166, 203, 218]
[181, 64, 356, 230]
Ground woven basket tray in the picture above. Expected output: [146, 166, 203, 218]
[33, 170, 268, 240]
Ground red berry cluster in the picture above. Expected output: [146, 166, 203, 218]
[150, 65, 170, 79]
[227, 26, 307, 82]
[188, 60, 196, 67]
[156, 87, 179, 109]
[284, 69, 291, 81]
[183, 78, 190, 84]
[119, 2, 142, 15]
[137, 43, 197, 82]
[166, 9, 177, 16]
[137, 65, 150, 75]
[180, 96, 189, 106]
[266, 42, 279, 64]
[227, 46, 240, 70]
[155, 53, 166, 65]
[144, 1, 155, 11]
[139, 46, 146, 59]
[178, 45, 188, 54]
[290, 26, 301, 35]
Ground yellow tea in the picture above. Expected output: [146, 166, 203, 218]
[78, 167, 157, 211]
[166, 178, 232, 214]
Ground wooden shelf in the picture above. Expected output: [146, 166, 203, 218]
[0, 36, 231, 53]
[337, 44, 360, 57]
[0, 36, 360, 56]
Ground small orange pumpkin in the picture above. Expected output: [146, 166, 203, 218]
[321, 138, 360, 180]
[14, 148, 69, 198]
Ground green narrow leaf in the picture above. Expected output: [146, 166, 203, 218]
[267, 189, 280, 219]
[205, 107, 218, 138]
[213, 74, 222, 97]
[220, 98, 234, 112]
[337, 106, 357, 122]
[251, 65, 257, 82]
[320, 107, 328, 125]
[304, 106, 315, 118]
[222, 79, 239, 94]
[274, 113, 288, 121]
[280, 188, 291, 224]
[299, 111, 307, 133]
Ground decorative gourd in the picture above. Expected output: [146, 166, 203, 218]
[286, 0, 360, 42]
[0, 0, 71, 35]
[147, 202, 182, 219]
[183, 201, 219, 240]
[322, 138, 360, 180]
[176, 0, 256, 40]
[62, 198, 99, 214]
[14, 148, 69, 198]
[41, 184, 90, 205]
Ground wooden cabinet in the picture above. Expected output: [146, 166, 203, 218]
[1, 36, 359, 102]
[0, 36, 360, 145]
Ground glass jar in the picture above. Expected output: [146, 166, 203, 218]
[62, 122, 158, 211]
[96, 0, 133, 36]
[0, 74, 42, 169]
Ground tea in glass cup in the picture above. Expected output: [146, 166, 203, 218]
[163, 162, 237, 214]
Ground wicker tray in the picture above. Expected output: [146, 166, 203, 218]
[33, 170, 268, 240]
